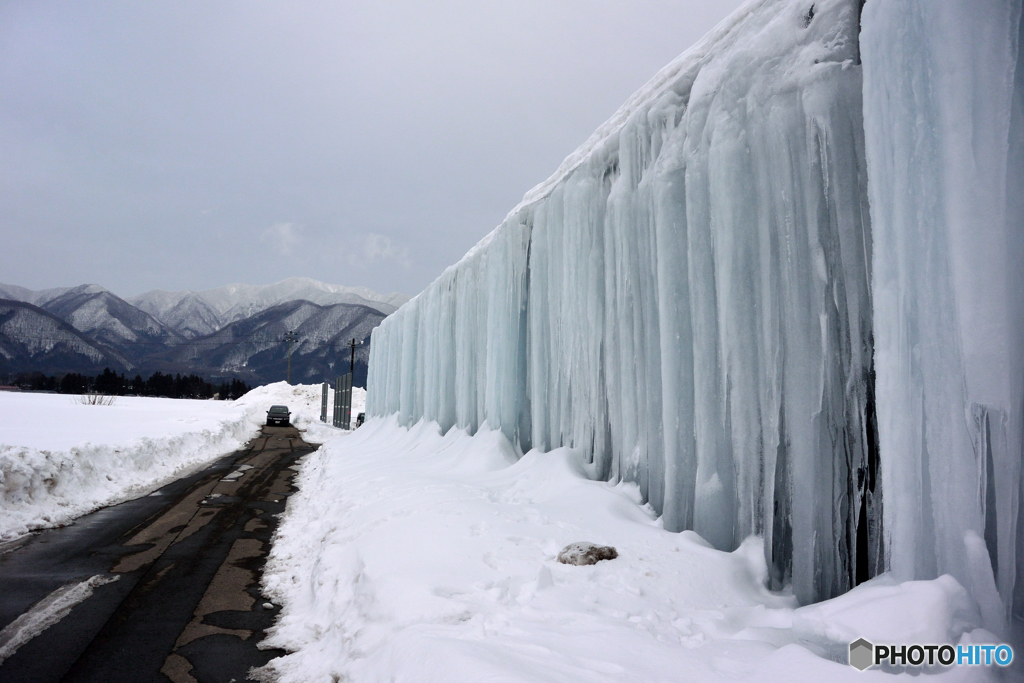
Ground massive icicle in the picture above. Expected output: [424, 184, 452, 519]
[367, 0, 1024, 613]
[862, 0, 1024, 628]
[368, 0, 877, 604]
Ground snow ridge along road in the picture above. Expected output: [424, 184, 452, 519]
[0, 424, 318, 682]
[0, 382, 353, 542]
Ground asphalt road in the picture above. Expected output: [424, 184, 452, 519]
[0, 425, 317, 682]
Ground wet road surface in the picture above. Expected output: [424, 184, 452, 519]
[0, 425, 316, 682]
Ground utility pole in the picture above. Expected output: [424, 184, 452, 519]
[286, 331, 295, 384]
[350, 337, 357, 376]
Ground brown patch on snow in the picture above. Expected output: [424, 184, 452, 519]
[557, 542, 618, 565]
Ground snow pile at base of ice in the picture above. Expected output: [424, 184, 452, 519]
[791, 574, 980, 647]
[260, 419, 994, 682]
[0, 381, 350, 541]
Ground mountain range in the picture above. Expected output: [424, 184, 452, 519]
[0, 278, 408, 386]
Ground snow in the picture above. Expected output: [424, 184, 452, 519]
[0, 382, 360, 541]
[128, 276, 409, 335]
[261, 418, 996, 682]
[0, 393, 247, 454]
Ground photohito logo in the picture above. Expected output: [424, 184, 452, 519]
[848, 638, 1014, 671]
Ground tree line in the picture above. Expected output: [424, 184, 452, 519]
[11, 369, 252, 400]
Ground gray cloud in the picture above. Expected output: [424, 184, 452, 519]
[0, 0, 744, 298]
[358, 233, 412, 269]
[261, 222, 302, 255]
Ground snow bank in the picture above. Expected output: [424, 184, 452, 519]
[0, 382, 352, 541]
[261, 419, 995, 682]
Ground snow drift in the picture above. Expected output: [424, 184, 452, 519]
[262, 419, 997, 682]
[366, 0, 1024, 624]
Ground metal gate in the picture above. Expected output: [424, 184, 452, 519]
[332, 373, 352, 429]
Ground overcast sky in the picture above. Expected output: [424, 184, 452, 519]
[1, 0, 744, 299]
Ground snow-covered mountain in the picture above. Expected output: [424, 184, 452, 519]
[0, 279, 396, 385]
[0, 299, 129, 374]
[0, 283, 73, 308]
[129, 277, 408, 338]
[164, 300, 384, 386]
[133, 291, 223, 339]
[41, 285, 183, 353]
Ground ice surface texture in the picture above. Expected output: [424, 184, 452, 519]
[367, 0, 1024, 620]
[862, 0, 1024, 629]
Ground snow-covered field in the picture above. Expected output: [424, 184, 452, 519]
[0, 383, 364, 542]
[260, 418, 999, 682]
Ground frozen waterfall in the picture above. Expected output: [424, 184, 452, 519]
[367, 0, 1024, 618]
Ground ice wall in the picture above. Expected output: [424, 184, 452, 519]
[367, 0, 1024, 613]
[368, 0, 878, 604]
[861, 0, 1024, 627]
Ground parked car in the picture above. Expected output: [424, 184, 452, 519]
[266, 405, 291, 426]
[355, 412, 365, 427]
